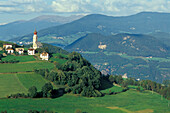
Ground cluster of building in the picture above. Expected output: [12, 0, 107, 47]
[3, 44, 24, 55]
[2, 30, 49, 61]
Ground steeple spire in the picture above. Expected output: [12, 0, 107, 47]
[34, 29, 37, 35]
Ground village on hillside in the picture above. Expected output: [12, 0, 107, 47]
[0, 30, 49, 61]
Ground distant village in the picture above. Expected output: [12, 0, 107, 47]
[1, 30, 49, 61]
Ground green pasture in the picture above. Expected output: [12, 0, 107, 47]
[0, 73, 59, 98]
[0, 61, 54, 73]
[101, 86, 123, 94]
[50, 53, 68, 64]
[128, 85, 144, 90]
[1, 55, 36, 62]
[0, 74, 27, 97]
[16, 73, 49, 91]
[0, 90, 169, 113]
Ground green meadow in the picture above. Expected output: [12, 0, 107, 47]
[0, 73, 49, 97]
[1, 55, 36, 62]
[0, 90, 169, 113]
[50, 53, 68, 64]
[16, 73, 49, 91]
[101, 86, 123, 94]
[0, 74, 28, 97]
[0, 61, 54, 73]
[0, 73, 169, 113]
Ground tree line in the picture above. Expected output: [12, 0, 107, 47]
[109, 75, 170, 100]
[8, 82, 64, 99]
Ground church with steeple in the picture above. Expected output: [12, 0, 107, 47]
[32, 29, 42, 49]
[33, 29, 38, 49]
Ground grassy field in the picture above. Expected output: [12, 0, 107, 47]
[0, 90, 169, 113]
[101, 86, 123, 94]
[1, 55, 36, 62]
[0, 74, 28, 97]
[0, 61, 54, 73]
[0, 72, 169, 113]
[0, 73, 59, 98]
[128, 85, 144, 90]
[16, 73, 49, 91]
[50, 53, 68, 64]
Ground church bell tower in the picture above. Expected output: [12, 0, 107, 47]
[33, 29, 38, 49]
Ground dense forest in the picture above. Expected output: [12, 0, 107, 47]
[35, 52, 102, 97]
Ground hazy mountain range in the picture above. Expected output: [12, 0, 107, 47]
[11, 12, 170, 47]
[0, 15, 84, 41]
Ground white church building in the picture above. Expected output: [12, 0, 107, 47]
[33, 29, 42, 49]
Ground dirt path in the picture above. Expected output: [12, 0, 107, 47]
[107, 106, 153, 113]
[18, 61, 42, 64]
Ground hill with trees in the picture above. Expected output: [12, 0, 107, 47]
[65, 33, 170, 83]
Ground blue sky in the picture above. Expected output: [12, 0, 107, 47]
[0, 0, 170, 24]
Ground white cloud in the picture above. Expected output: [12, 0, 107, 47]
[11, 0, 42, 4]
[0, 7, 20, 12]
[0, 0, 170, 15]
[51, 0, 91, 13]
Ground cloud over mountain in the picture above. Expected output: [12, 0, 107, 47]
[0, 0, 170, 15]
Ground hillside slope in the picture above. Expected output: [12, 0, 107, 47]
[65, 33, 170, 57]
[65, 33, 170, 83]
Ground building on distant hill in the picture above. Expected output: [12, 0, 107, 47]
[3, 44, 12, 49]
[136, 78, 140, 81]
[122, 73, 128, 79]
[15, 48, 24, 55]
[40, 52, 49, 60]
[33, 29, 42, 49]
[28, 48, 35, 55]
[98, 42, 107, 50]
[6, 48, 14, 54]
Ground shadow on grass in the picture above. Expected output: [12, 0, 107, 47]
[99, 77, 113, 90]
[51, 88, 65, 98]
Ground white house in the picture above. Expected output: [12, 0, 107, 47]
[15, 48, 24, 55]
[28, 48, 35, 55]
[6, 48, 14, 54]
[3, 44, 12, 49]
[40, 52, 49, 60]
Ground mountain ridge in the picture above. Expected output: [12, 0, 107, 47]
[0, 15, 84, 41]
[11, 12, 170, 47]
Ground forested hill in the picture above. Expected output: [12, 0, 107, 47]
[11, 12, 170, 47]
[65, 33, 170, 57]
